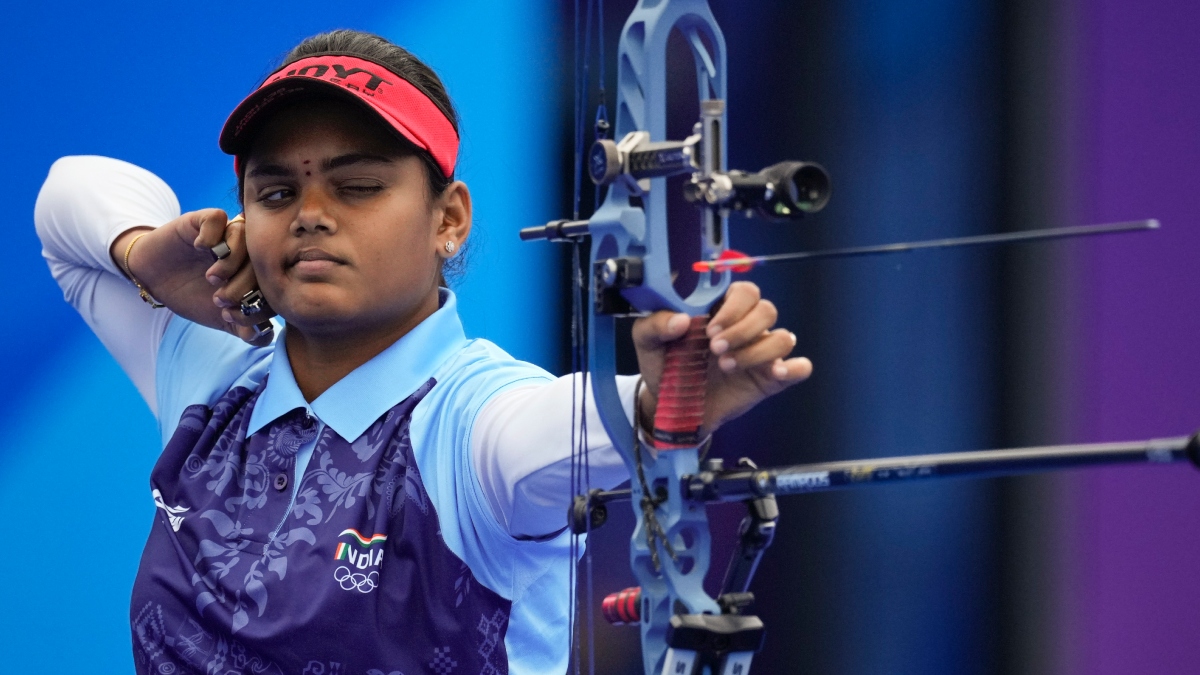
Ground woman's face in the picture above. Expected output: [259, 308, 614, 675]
[242, 99, 463, 339]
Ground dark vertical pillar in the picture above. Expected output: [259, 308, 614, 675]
[713, 0, 1005, 672]
[993, 0, 1076, 673]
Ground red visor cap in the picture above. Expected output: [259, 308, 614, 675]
[219, 54, 458, 178]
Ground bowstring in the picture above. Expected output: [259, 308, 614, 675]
[581, 1, 601, 672]
[568, 233, 589, 675]
[569, 0, 605, 672]
[568, 1, 582, 671]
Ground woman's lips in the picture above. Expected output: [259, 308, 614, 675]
[289, 248, 346, 275]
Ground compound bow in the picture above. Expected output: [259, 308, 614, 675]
[520, 2, 1197, 674]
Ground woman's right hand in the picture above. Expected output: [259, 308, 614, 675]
[110, 208, 276, 345]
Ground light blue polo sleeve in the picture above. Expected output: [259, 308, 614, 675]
[155, 315, 277, 448]
[409, 338, 575, 675]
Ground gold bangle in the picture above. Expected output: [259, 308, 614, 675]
[123, 232, 165, 308]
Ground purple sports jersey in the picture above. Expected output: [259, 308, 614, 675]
[131, 376, 511, 675]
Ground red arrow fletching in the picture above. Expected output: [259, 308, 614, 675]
[692, 249, 757, 274]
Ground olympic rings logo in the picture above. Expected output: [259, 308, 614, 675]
[334, 566, 379, 593]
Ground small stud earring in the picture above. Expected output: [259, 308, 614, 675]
[445, 241, 456, 254]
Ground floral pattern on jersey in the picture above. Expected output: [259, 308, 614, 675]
[290, 483, 325, 526]
[267, 415, 318, 465]
[300, 410, 430, 524]
[370, 424, 431, 521]
[176, 405, 211, 435]
[352, 408, 395, 461]
[311, 449, 375, 523]
[226, 412, 317, 514]
[301, 661, 345, 675]
[454, 562, 473, 608]
[394, 424, 431, 517]
[191, 509, 315, 633]
[134, 377, 513, 674]
[182, 393, 257, 498]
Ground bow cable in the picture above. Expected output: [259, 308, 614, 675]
[569, 1, 607, 673]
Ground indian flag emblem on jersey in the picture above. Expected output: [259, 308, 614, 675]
[334, 528, 387, 569]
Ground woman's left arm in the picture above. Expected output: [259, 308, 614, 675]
[472, 281, 810, 540]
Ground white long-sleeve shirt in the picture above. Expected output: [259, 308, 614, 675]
[34, 155, 633, 540]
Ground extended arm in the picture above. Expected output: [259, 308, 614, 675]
[473, 374, 640, 539]
[473, 283, 811, 539]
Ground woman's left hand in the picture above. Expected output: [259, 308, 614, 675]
[632, 281, 813, 437]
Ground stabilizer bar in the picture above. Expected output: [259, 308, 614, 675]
[684, 434, 1199, 502]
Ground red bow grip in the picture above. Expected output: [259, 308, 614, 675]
[651, 315, 710, 449]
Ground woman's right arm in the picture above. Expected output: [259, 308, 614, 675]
[35, 156, 183, 414]
[35, 156, 267, 415]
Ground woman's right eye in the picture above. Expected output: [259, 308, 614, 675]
[257, 187, 294, 205]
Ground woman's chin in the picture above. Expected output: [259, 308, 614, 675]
[274, 289, 361, 329]
[270, 283, 437, 342]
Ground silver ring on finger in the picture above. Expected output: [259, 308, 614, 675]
[211, 240, 231, 260]
[251, 321, 274, 342]
[240, 289, 266, 316]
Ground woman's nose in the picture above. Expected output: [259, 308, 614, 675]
[291, 189, 338, 235]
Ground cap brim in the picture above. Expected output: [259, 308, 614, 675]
[219, 78, 397, 157]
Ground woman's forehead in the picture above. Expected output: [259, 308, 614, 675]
[246, 99, 408, 166]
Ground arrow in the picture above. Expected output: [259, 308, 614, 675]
[692, 219, 1160, 273]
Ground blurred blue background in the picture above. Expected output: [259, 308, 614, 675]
[4, 0, 1199, 673]
[1, 1, 562, 670]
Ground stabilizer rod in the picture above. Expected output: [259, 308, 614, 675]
[685, 433, 1199, 502]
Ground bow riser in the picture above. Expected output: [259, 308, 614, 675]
[589, 0, 730, 319]
[582, 2, 731, 674]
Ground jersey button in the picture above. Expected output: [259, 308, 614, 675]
[273, 472, 288, 491]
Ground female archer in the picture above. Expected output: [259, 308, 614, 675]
[35, 29, 810, 675]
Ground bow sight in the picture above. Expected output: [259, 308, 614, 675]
[524, 102, 832, 247]
[585, 102, 832, 221]
[521, 98, 831, 321]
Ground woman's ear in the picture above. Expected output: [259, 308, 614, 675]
[435, 181, 472, 259]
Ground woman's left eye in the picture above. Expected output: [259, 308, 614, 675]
[339, 183, 384, 195]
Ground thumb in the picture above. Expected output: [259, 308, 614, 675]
[631, 311, 692, 351]
[188, 208, 231, 250]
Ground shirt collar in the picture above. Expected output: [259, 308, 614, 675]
[247, 289, 468, 441]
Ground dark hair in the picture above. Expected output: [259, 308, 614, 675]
[238, 30, 466, 283]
